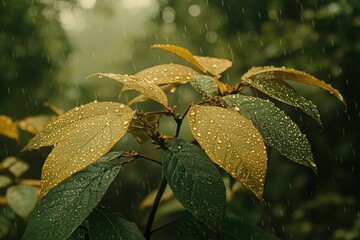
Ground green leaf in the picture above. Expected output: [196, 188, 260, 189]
[22, 151, 126, 240]
[163, 139, 226, 231]
[22, 101, 135, 197]
[6, 185, 38, 219]
[0, 175, 11, 188]
[188, 105, 267, 200]
[242, 66, 346, 106]
[242, 76, 322, 125]
[91, 73, 168, 106]
[89, 208, 144, 240]
[191, 75, 219, 96]
[134, 63, 199, 84]
[223, 94, 317, 172]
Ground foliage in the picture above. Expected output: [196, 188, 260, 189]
[0, 44, 344, 239]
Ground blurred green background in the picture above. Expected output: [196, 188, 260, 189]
[1, 0, 359, 239]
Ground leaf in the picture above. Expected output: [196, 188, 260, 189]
[22, 151, 126, 240]
[193, 56, 232, 76]
[151, 44, 207, 73]
[223, 94, 316, 172]
[151, 44, 232, 76]
[1, 157, 29, 177]
[242, 66, 346, 106]
[6, 185, 38, 219]
[134, 63, 199, 85]
[0, 115, 19, 141]
[44, 102, 64, 116]
[22, 101, 135, 197]
[188, 105, 267, 200]
[0, 176, 11, 188]
[163, 139, 226, 230]
[242, 75, 322, 125]
[89, 208, 145, 240]
[191, 75, 219, 96]
[92, 73, 168, 106]
[17, 114, 53, 135]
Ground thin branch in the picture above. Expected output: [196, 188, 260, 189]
[150, 219, 178, 235]
[19, 179, 41, 188]
[137, 153, 162, 165]
[144, 177, 168, 239]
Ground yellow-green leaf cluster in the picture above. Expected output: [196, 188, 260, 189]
[188, 105, 267, 200]
[0, 115, 19, 141]
[22, 101, 135, 197]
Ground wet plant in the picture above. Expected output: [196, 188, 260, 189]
[2, 44, 345, 239]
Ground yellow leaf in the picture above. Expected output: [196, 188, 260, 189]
[134, 63, 199, 85]
[0, 115, 19, 141]
[91, 73, 168, 106]
[151, 44, 207, 73]
[44, 102, 64, 116]
[152, 44, 232, 76]
[22, 102, 135, 197]
[17, 114, 54, 135]
[127, 83, 178, 106]
[193, 56, 232, 76]
[188, 105, 267, 200]
[242, 66, 346, 106]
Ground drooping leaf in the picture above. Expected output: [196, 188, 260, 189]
[188, 105, 267, 200]
[178, 211, 280, 240]
[91, 73, 168, 106]
[89, 208, 145, 240]
[22, 151, 126, 240]
[193, 56, 232, 76]
[134, 63, 199, 85]
[151, 44, 232, 76]
[17, 114, 53, 135]
[151, 44, 207, 73]
[242, 76, 322, 125]
[191, 75, 219, 96]
[242, 66, 345, 106]
[127, 83, 178, 106]
[223, 94, 317, 172]
[22, 101, 135, 197]
[0, 115, 19, 141]
[163, 139, 226, 230]
[44, 102, 64, 116]
[6, 185, 38, 219]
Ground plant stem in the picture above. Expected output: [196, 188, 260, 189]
[150, 219, 178, 235]
[137, 153, 162, 165]
[144, 177, 168, 239]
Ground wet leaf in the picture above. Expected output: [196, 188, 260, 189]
[151, 44, 207, 73]
[0, 115, 19, 141]
[22, 101, 135, 197]
[242, 76, 322, 125]
[188, 105, 267, 200]
[152, 44, 232, 76]
[44, 102, 64, 116]
[163, 139, 226, 230]
[127, 83, 178, 106]
[223, 94, 317, 172]
[6, 185, 38, 219]
[242, 66, 345, 106]
[1, 156, 29, 177]
[193, 56, 232, 76]
[134, 63, 199, 85]
[89, 208, 145, 240]
[91, 73, 168, 106]
[22, 151, 126, 240]
[191, 75, 218, 96]
[18, 114, 53, 135]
